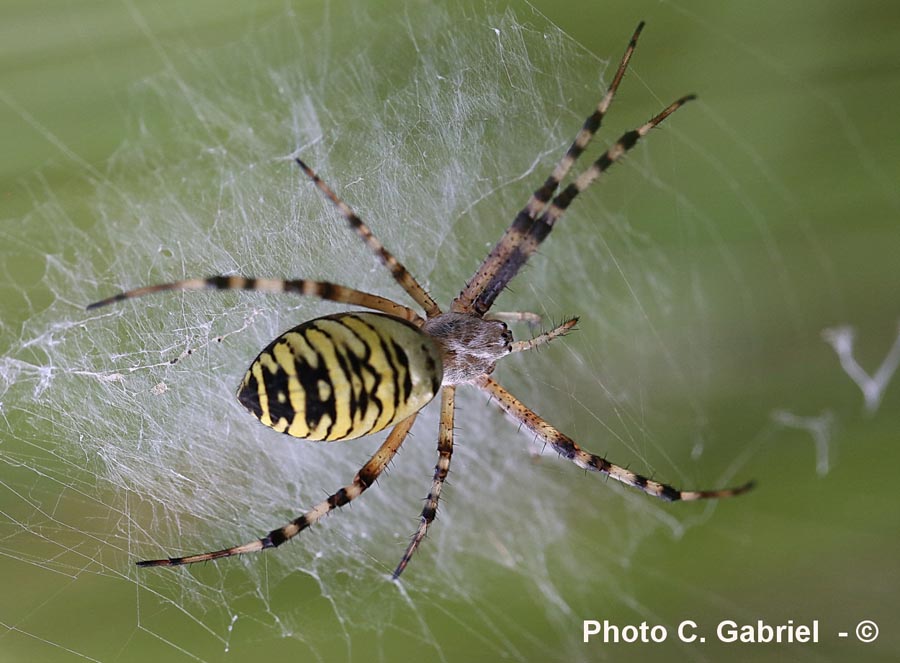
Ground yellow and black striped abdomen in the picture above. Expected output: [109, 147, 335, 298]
[237, 312, 442, 441]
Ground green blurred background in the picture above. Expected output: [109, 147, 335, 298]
[2, 0, 899, 661]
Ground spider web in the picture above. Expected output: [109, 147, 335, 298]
[3, 1, 899, 661]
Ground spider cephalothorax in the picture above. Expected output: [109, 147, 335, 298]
[88, 23, 752, 578]
[423, 312, 512, 384]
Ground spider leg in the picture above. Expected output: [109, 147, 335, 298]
[392, 385, 455, 579]
[509, 317, 578, 354]
[453, 22, 645, 316]
[87, 275, 423, 324]
[466, 93, 695, 317]
[485, 311, 542, 325]
[136, 413, 417, 567]
[476, 376, 754, 501]
[295, 158, 442, 319]
[525, 95, 695, 247]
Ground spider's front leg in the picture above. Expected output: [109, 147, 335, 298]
[476, 376, 754, 501]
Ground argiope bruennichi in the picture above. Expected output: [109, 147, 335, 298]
[88, 23, 753, 579]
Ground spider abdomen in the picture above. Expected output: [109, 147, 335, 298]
[238, 312, 442, 441]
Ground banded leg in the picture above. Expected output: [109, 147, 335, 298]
[485, 311, 542, 325]
[467, 94, 695, 317]
[392, 386, 455, 579]
[476, 376, 753, 501]
[453, 22, 646, 316]
[509, 317, 578, 354]
[527, 95, 695, 246]
[137, 413, 417, 567]
[87, 275, 422, 324]
[295, 158, 442, 319]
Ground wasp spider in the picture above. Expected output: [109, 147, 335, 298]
[89, 23, 753, 579]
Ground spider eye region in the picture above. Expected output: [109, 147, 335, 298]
[237, 312, 443, 441]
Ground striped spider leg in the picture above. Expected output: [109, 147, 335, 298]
[453, 21, 646, 316]
[477, 377, 754, 501]
[88, 23, 752, 580]
[137, 414, 418, 566]
[90, 157, 570, 575]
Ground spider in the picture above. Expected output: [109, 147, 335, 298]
[88, 23, 753, 579]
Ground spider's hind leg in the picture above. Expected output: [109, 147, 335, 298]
[87, 275, 422, 323]
[136, 414, 417, 568]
